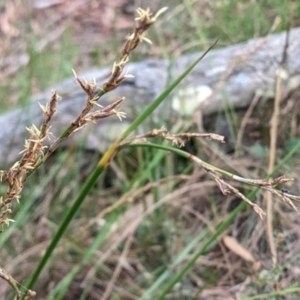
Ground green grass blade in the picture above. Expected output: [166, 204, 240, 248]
[125, 141, 300, 299]
[24, 166, 103, 292]
[241, 285, 300, 299]
[46, 217, 114, 300]
[154, 138, 300, 298]
[23, 44, 215, 295]
[139, 227, 209, 300]
[155, 201, 246, 300]
[120, 41, 217, 140]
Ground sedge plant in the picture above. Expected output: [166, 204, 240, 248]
[0, 6, 299, 300]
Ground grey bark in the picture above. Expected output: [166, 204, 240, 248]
[1, 27, 300, 167]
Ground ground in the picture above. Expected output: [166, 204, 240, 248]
[1, 1, 300, 299]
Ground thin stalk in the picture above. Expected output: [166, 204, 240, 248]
[23, 46, 214, 295]
[131, 140, 300, 299]
[25, 166, 102, 292]
[240, 286, 300, 300]
[119, 42, 217, 141]
[155, 200, 247, 300]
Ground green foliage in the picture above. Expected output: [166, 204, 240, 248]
[1, 2, 300, 299]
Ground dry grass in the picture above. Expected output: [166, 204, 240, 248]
[0, 1, 300, 300]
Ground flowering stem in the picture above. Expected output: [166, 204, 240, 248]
[23, 47, 214, 294]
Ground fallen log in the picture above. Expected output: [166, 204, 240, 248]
[1, 27, 300, 167]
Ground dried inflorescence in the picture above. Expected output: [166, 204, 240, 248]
[0, 7, 168, 299]
[192, 155, 300, 218]
[0, 92, 60, 226]
[0, 7, 167, 227]
[122, 127, 300, 218]
[122, 127, 225, 147]
[0, 77, 125, 227]
[103, 7, 168, 93]
[1, 6, 300, 298]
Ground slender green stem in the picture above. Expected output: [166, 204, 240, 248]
[126, 143, 238, 178]
[119, 41, 217, 141]
[125, 143, 190, 158]
[240, 286, 300, 300]
[155, 201, 246, 300]
[24, 46, 215, 295]
[25, 166, 104, 292]
[146, 140, 300, 299]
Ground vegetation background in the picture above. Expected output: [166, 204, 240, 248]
[1, 0, 300, 299]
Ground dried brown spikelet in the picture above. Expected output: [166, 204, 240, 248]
[0, 6, 167, 228]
